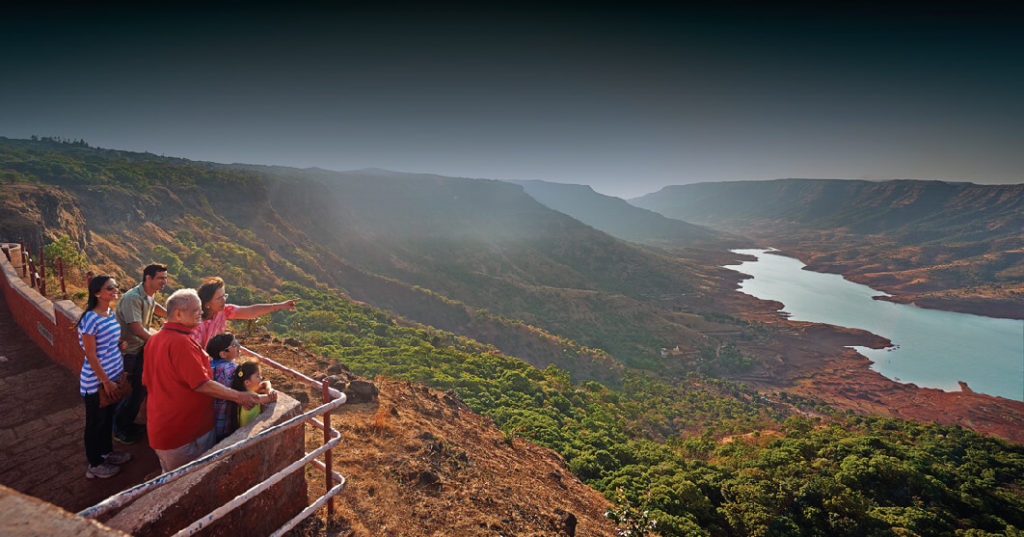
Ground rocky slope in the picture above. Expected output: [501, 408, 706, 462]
[245, 337, 618, 537]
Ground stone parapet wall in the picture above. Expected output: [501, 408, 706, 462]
[102, 394, 307, 537]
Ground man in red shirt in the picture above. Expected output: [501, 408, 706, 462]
[143, 289, 259, 472]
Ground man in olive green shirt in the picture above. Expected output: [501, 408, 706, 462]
[113, 264, 168, 444]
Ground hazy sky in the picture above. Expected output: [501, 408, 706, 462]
[3, 3, 1023, 198]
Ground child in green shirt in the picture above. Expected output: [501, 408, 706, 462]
[228, 361, 277, 432]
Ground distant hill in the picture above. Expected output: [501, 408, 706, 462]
[240, 165, 747, 370]
[0, 138, 747, 377]
[632, 178, 1024, 318]
[505, 179, 733, 247]
[631, 178, 1023, 242]
[0, 139, 621, 383]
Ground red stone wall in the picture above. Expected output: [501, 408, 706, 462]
[0, 244, 85, 372]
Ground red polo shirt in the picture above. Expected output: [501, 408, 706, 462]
[142, 322, 215, 450]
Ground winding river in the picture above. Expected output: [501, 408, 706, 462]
[728, 249, 1024, 401]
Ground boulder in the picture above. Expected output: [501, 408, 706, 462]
[342, 380, 378, 404]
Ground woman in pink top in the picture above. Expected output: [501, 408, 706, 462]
[192, 277, 297, 347]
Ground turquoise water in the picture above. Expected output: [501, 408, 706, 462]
[728, 249, 1024, 401]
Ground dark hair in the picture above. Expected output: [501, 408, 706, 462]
[197, 276, 225, 320]
[77, 275, 113, 326]
[206, 333, 236, 360]
[143, 263, 168, 280]
[228, 361, 261, 432]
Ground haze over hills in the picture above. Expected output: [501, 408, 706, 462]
[632, 178, 1024, 240]
[240, 165, 739, 372]
[0, 138, 749, 378]
[632, 178, 1024, 319]
[505, 179, 732, 248]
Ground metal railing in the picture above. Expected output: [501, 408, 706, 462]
[79, 346, 347, 536]
[3, 239, 69, 300]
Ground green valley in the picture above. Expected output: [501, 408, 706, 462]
[2, 137, 1024, 536]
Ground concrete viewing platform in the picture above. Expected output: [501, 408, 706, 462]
[0, 287, 161, 514]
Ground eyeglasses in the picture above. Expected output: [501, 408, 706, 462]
[230, 341, 240, 348]
[105, 285, 117, 291]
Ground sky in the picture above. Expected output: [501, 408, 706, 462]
[3, 2, 1023, 198]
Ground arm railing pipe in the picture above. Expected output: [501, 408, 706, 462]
[78, 394, 346, 520]
[308, 459, 345, 484]
[240, 346, 343, 399]
[268, 479, 347, 537]
[172, 434, 343, 537]
[322, 377, 334, 520]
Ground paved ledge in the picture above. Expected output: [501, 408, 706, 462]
[0, 484, 128, 537]
[104, 393, 306, 537]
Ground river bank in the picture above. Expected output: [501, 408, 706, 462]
[774, 246, 1024, 321]
[712, 257, 1024, 444]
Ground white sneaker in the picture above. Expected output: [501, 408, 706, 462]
[86, 462, 120, 479]
[103, 451, 132, 465]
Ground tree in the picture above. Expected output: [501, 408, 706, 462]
[43, 235, 87, 271]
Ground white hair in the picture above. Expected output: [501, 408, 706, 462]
[166, 288, 200, 318]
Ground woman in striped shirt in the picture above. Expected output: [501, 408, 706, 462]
[77, 275, 132, 479]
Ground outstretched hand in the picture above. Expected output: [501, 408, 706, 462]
[279, 299, 298, 311]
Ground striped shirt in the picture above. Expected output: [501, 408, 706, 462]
[77, 309, 124, 396]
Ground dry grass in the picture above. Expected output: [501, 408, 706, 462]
[246, 340, 618, 537]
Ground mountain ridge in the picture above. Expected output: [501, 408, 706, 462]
[506, 179, 735, 248]
[632, 178, 1024, 319]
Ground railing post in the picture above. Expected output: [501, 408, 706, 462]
[85, 270, 93, 287]
[19, 238, 26, 277]
[57, 257, 67, 299]
[321, 377, 333, 521]
[38, 246, 46, 296]
[27, 253, 37, 289]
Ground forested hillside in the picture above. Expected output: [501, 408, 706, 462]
[238, 164, 756, 372]
[3, 138, 1024, 536]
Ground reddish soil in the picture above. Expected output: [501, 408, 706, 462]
[716, 277, 1024, 444]
[874, 293, 1024, 320]
[244, 338, 618, 537]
